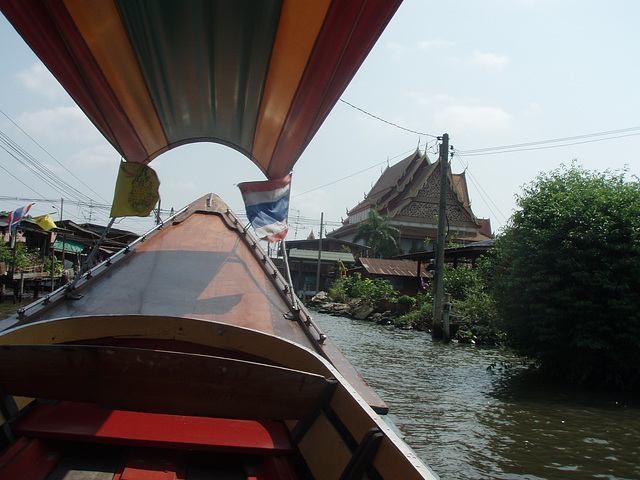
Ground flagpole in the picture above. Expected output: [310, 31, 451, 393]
[68, 217, 116, 293]
[10, 230, 17, 280]
[280, 238, 296, 306]
[50, 232, 55, 293]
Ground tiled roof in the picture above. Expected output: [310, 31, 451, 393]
[359, 258, 432, 277]
[288, 249, 354, 263]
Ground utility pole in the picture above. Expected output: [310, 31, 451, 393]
[433, 133, 449, 339]
[315, 213, 324, 294]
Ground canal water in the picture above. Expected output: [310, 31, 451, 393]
[0, 296, 24, 319]
[313, 311, 640, 480]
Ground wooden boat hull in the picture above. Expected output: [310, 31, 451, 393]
[0, 195, 437, 479]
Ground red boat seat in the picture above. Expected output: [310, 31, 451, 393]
[12, 402, 294, 455]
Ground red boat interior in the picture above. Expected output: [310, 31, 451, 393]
[1, 402, 303, 480]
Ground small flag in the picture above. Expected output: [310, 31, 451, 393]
[238, 175, 291, 243]
[7, 203, 34, 233]
[34, 213, 57, 231]
[110, 161, 160, 217]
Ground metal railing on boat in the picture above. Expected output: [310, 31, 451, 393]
[12, 204, 327, 350]
[223, 207, 328, 347]
[14, 206, 190, 321]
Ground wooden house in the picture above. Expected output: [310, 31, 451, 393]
[358, 258, 433, 296]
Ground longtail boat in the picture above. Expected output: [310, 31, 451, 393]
[0, 2, 439, 479]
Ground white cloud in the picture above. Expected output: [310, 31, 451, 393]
[386, 42, 407, 59]
[418, 38, 455, 49]
[15, 106, 103, 144]
[68, 144, 116, 171]
[524, 102, 542, 117]
[15, 63, 67, 100]
[469, 50, 510, 72]
[406, 93, 512, 133]
[407, 93, 455, 108]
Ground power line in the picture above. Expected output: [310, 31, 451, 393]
[292, 144, 429, 199]
[453, 152, 508, 225]
[339, 99, 438, 138]
[0, 129, 94, 203]
[0, 107, 110, 203]
[339, 98, 640, 158]
[456, 126, 640, 157]
[0, 163, 45, 198]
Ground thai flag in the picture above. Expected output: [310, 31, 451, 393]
[238, 175, 291, 243]
[7, 203, 34, 233]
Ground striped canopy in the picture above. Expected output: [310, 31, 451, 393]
[0, 0, 402, 179]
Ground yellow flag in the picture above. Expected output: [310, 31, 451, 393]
[34, 214, 57, 231]
[110, 161, 160, 217]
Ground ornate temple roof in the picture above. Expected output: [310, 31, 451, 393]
[329, 147, 491, 244]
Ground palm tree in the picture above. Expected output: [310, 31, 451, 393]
[353, 209, 400, 258]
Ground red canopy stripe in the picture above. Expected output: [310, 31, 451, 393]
[269, 0, 402, 178]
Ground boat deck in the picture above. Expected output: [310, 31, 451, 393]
[0, 195, 387, 414]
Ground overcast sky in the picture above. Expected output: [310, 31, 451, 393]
[2, 0, 640, 240]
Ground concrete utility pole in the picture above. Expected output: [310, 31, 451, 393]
[432, 133, 449, 339]
[315, 212, 323, 294]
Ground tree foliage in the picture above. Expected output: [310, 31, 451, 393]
[353, 209, 400, 258]
[0, 239, 63, 275]
[490, 164, 640, 389]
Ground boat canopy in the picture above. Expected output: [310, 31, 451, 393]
[0, 0, 402, 179]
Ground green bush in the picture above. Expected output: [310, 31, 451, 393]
[328, 280, 348, 303]
[489, 164, 640, 389]
[394, 302, 433, 330]
[328, 273, 396, 309]
[329, 264, 500, 338]
[397, 294, 416, 313]
[443, 265, 477, 301]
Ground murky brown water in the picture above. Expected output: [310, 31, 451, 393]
[314, 311, 640, 480]
[0, 294, 25, 319]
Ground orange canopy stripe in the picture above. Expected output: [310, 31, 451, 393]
[251, 0, 332, 174]
[62, 0, 168, 161]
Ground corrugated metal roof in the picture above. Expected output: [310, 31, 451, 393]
[359, 258, 431, 277]
[288, 249, 354, 262]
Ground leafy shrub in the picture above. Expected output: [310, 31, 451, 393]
[0, 240, 62, 275]
[397, 294, 416, 313]
[443, 265, 481, 301]
[328, 273, 396, 309]
[394, 302, 433, 330]
[489, 164, 640, 389]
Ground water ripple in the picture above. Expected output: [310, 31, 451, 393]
[314, 312, 640, 480]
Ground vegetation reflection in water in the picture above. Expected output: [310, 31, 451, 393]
[314, 311, 640, 480]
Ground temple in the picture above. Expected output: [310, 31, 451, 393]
[327, 148, 493, 255]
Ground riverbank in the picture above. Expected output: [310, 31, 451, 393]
[307, 291, 407, 323]
[307, 291, 503, 345]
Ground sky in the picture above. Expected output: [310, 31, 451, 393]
[2, 0, 640, 241]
